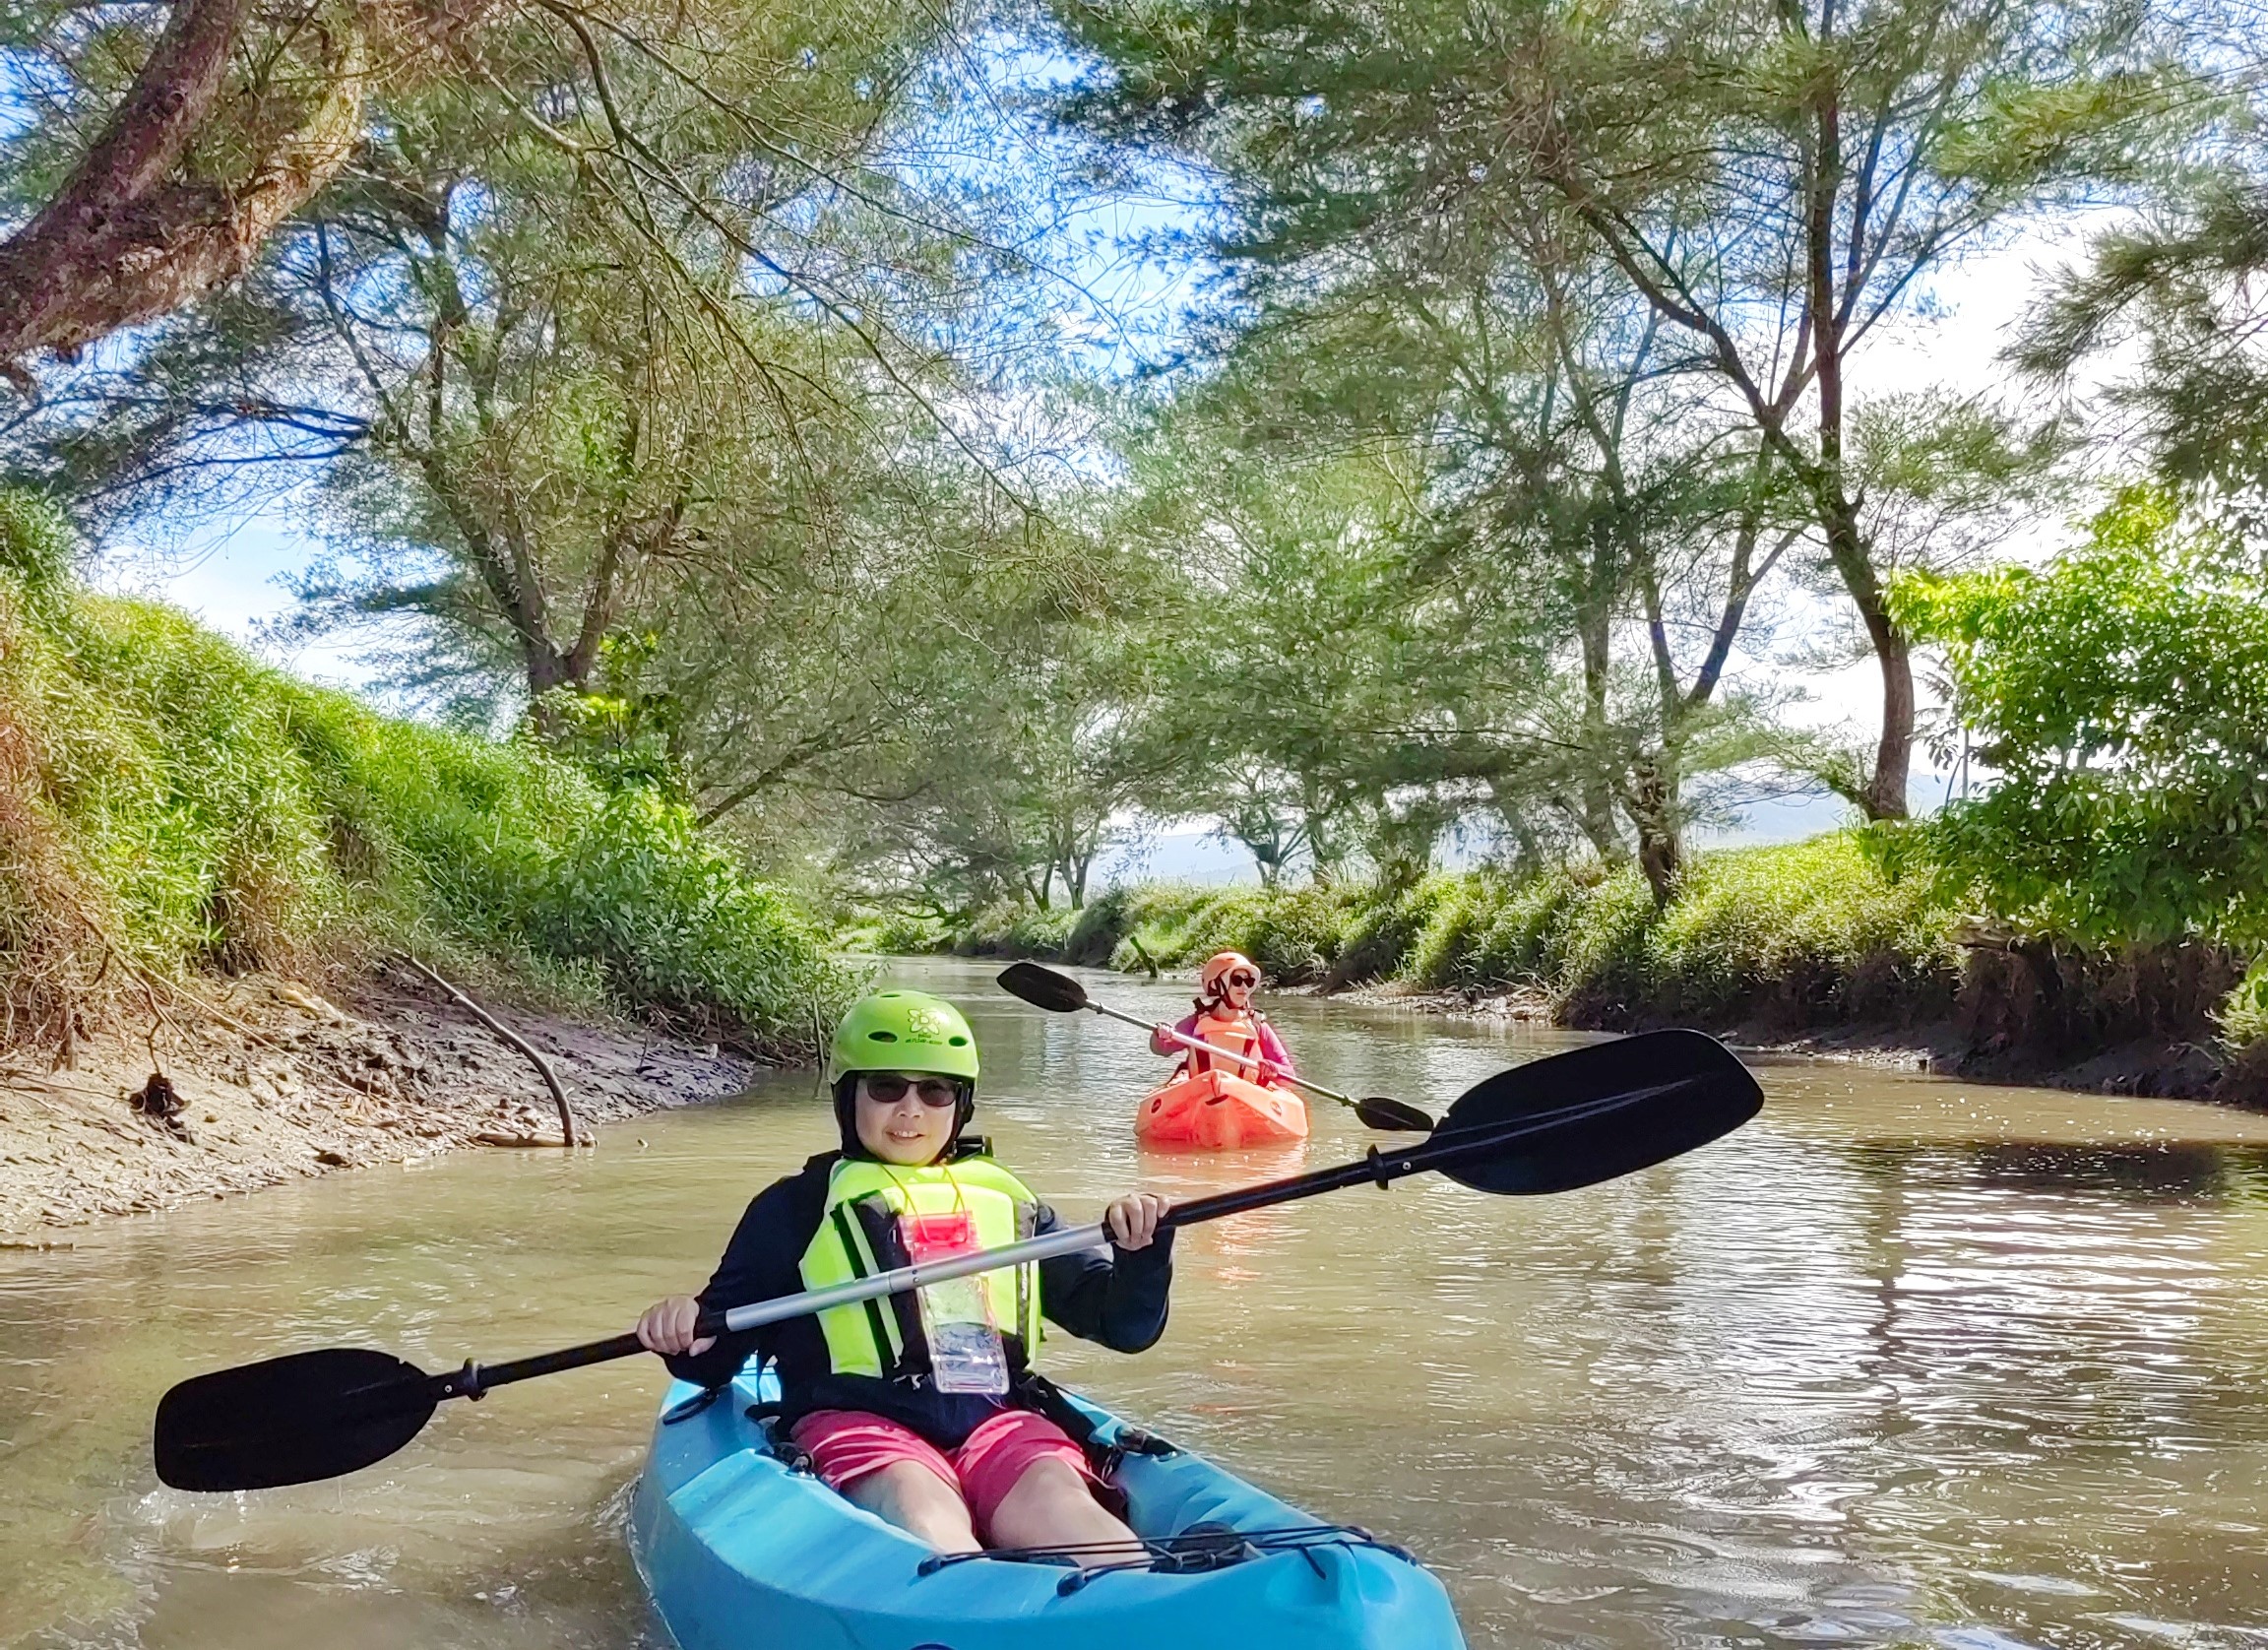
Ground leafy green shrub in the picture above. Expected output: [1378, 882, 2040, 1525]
[1406, 871, 1496, 989]
[1124, 885, 1352, 984]
[951, 899, 1080, 959]
[1112, 883, 1232, 967]
[930, 832, 1968, 1034]
[1333, 875, 1453, 985]
[1458, 869, 1591, 988]
[1640, 836, 1959, 1022]
[942, 881, 1355, 984]
[2215, 951, 2268, 1048]
[1893, 486, 2268, 949]
[1060, 889, 1136, 966]
[1550, 865, 1660, 1018]
[0, 520, 848, 1056]
[857, 910, 951, 954]
[536, 790, 852, 1047]
[0, 490, 72, 599]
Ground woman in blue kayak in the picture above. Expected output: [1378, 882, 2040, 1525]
[636, 989, 1173, 1555]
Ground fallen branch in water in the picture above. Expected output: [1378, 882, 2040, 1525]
[395, 957, 580, 1147]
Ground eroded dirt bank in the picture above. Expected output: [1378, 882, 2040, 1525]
[1333, 981, 2258, 1107]
[0, 972, 759, 1237]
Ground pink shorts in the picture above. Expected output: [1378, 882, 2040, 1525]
[789, 1407, 1101, 1535]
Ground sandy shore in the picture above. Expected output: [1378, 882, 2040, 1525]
[0, 970, 760, 1238]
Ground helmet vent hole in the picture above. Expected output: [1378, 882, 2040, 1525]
[868, 1030, 898, 1043]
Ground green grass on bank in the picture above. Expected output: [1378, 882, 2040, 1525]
[0, 492, 852, 1057]
[926, 840, 2268, 1082]
[931, 834, 1965, 1032]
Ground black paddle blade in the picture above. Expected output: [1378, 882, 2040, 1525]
[1354, 1096, 1436, 1132]
[1429, 1030, 1761, 1195]
[996, 962, 1090, 1014]
[155, 1347, 438, 1491]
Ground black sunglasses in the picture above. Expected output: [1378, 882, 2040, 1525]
[859, 1074, 964, 1108]
[1225, 971, 1258, 988]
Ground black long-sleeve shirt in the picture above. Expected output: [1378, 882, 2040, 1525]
[664, 1150, 1173, 1447]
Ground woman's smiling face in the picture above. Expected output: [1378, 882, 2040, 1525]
[852, 1072, 961, 1164]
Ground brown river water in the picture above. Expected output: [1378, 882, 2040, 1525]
[5, 957, 2268, 1649]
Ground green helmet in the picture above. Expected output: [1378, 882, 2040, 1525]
[827, 990, 980, 1086]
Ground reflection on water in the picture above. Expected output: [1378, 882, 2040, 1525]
[5, 958, 2267, 1648]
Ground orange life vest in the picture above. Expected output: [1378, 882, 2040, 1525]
[1184, 1010, 1262, 1078]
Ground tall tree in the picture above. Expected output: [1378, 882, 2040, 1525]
[3, 0, 1059, 837]
[0, 0, 379, 378]
[1095, 192, 1812, 897]
[0, 0, 948, 386]
[1052, 0, 2186, 821]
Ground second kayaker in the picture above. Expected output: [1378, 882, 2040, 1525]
[634, 988, 1172, 1555]
[1151, 949, 1297, 1086]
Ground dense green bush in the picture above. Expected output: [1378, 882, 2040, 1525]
[1635, 836, 1961, 1021]
[2218, 955, 2268, 1053]
[1892, 487, 2268, 949]
[951, 900, 1081, 959]
[926, 827, 2268, 1072]
[0, 495, 851, 1056]
[1332, 875, 1453, 985]
[941, 835, 1964, 1031]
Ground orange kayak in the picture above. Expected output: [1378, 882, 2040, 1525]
[1135, 1067, 1309, 1149]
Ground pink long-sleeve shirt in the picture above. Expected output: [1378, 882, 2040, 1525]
[1151, 1012, 1296, 1079]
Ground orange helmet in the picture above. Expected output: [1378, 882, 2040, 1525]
[1199, 951, 1260, 998]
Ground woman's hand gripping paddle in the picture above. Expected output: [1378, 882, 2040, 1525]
[153, 1029, 1762, 1493]
[994, 961, 1436, 1132]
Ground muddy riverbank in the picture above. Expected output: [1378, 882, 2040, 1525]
[0, 969, 757, 1237]
[1328, 978, 2250, 1105]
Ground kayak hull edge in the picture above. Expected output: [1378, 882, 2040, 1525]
[629, 1366, 1466, 1650]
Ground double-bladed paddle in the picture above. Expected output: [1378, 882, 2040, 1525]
[153, 1029, 1762, 1494]
[994, 961, 1436, 1132]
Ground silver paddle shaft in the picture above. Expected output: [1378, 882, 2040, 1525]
[1084, 999, 1359, 1108]
[718, 1223, 1110, 1333]
[714, 1080, 1701, 1336]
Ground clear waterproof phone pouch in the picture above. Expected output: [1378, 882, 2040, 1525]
[900, 1211, 1011, 1395]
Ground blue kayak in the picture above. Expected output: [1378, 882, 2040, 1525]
[629, 1364, 1468, 1649]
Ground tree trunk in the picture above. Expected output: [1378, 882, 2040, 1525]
[0, 0, 365, 378]
[1575, 596, 1627, 862]
[1623, 753, 1681, 907]
[1818, 493, 1914, 820]
[1802, 52, 1912, 824]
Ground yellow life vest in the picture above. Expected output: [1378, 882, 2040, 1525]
[797, 1156, 1045, 1382]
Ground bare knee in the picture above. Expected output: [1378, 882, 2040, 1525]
[844, 1461, 980, 1555]
[985, 1458, 1135, 1550]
